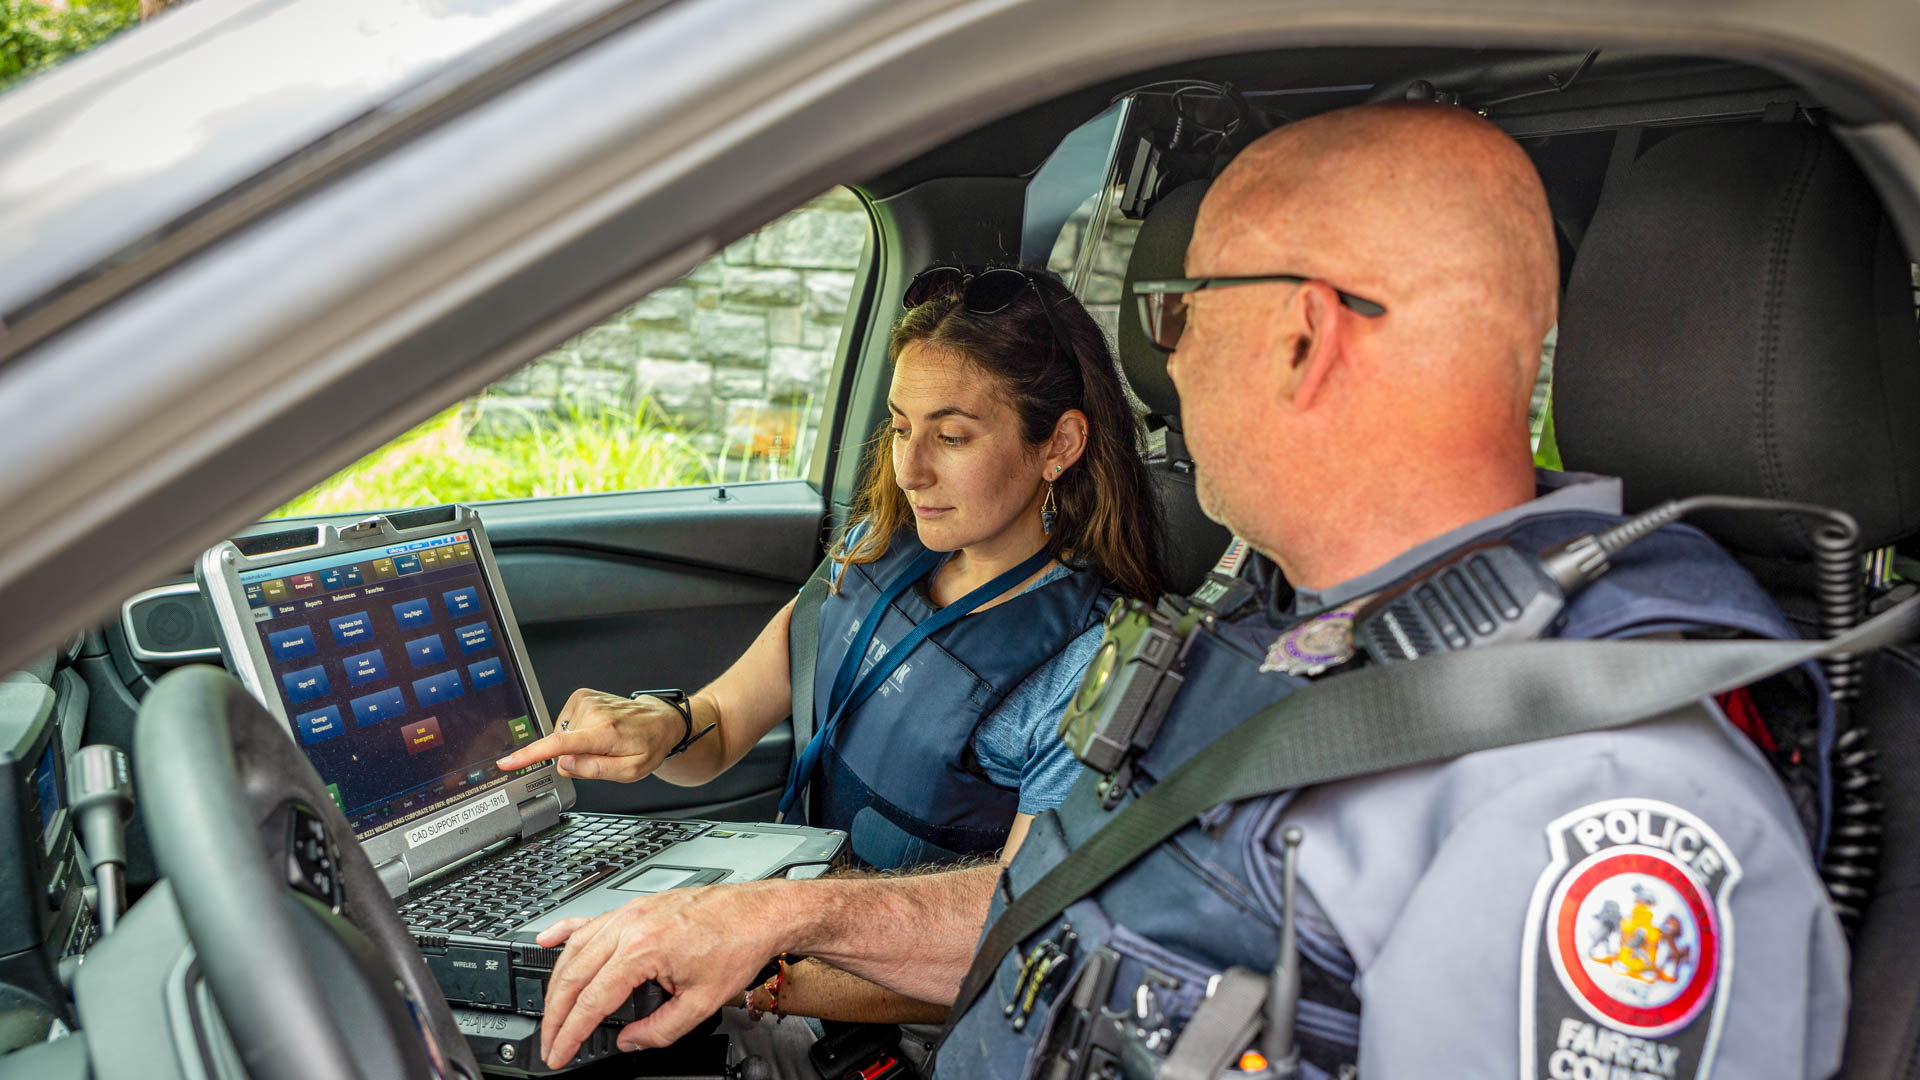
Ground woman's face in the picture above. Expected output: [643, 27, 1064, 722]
[888, 343, 1050, 555]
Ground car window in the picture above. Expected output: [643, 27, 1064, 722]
[0, 1, 137, 94]
[1047, 183, 1134, 347]
[271, 187, 870, 517]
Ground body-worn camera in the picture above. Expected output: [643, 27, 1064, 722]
[1058, 597, 1198, 776]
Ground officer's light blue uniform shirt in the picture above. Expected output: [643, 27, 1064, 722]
[828, 527, 1095, 817]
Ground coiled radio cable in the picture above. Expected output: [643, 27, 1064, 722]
[1543, 495, 1876, 932]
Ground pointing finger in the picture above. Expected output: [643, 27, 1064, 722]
[498, 726, 619, 771]
[498, 731, 564, 770]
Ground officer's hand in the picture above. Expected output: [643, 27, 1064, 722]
[496, 689, 682, 782]
[536, 881, 779, 1068]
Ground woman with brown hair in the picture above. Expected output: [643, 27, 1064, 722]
[500, 266, 1165, 1043]
[500, 265, 1166, 868]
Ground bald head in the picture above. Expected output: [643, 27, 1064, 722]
[1169, 104, 1558, 589]
[1194, 103, 1558, 364]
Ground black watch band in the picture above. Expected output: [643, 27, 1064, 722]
[628, 689, 714, 758]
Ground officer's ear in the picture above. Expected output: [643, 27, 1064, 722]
[1278, 282, 1346, 412]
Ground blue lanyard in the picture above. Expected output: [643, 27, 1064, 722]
[777, 546, 1056, 821]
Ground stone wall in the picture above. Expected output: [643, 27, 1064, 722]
[481, 184, 1559, 479]
[481, 188, 869, 477]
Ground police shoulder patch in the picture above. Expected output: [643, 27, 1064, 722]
[1520, 798, 1741, 1080]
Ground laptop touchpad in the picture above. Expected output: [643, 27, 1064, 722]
[613, 865, 719, 893]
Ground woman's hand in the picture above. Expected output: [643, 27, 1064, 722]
[496, 689, 685, 782]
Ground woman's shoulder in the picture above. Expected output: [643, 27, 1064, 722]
[827, 518, 927, 586]
[826, 520, 871, 586]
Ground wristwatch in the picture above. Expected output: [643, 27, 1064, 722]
[628, 689, 716, 758]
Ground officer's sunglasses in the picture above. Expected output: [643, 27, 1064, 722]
[1131, 275, 1388, 353]
[903, 266, 1078, 367]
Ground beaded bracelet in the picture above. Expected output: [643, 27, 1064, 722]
[743, 955, 788, 1023]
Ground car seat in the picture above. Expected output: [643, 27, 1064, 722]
[1553, 120, 1920, 1079]
[1115, 180, 1236, 595]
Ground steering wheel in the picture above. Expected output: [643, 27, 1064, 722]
[134, 665, 484, 1080]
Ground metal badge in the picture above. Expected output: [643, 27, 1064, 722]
[1260, 604, 1363, 677]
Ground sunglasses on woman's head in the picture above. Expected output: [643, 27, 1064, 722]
[903, 266, 1079, 368]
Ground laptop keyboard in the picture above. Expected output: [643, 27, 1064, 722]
[399, 815, 704, 938]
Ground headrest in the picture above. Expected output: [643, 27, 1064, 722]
[1118, 180, 1211, 419]
[1556, 123, 1920, 557]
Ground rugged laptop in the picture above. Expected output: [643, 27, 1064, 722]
[197, 505, 845, 1031]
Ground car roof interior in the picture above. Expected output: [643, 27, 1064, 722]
[838, 47, 1847, 503]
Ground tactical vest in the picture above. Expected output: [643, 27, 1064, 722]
[796, 533, 1108, 869]
[939, 509, 1829, 1079]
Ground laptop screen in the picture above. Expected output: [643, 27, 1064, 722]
[237, 528, 542, 839]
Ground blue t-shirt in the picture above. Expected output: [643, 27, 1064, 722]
[825, 531, 1096, 816]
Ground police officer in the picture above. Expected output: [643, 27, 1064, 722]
[531, 104, 1846, 1080]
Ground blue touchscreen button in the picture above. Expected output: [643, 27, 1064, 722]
[282, 665, 330, 703]
[268, 625, 316, 662]
[341, 565, 364, 586]
[443, 586, 479, 617]
[245, 583, 265, 607]
[294, 705, 344, 745]
[391, 598, 432, 629]
[351, 686, 406, 726]
[407, 634, 447, 668]
[344, 649, 387, 686]
[320, 568, 344, 590]
[456, 622, 493, 653]
[413, 669, 465, 706]
[394, 553, 423, 575]
[329, 610, 373, 647]
[468, 656, 505, 690]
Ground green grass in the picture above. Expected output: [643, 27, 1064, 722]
[270, 402, 716, 518]
[1, 0, 138, 92]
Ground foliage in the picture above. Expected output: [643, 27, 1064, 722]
[270, 402, 717, 518]
[0, 0, 138, 92]
[1531, 387, 1564, 471]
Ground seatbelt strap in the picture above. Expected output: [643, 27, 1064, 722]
[784, 557, 833, 816]
[937, 592, 1920, 1050]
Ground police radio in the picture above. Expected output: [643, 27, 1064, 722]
[1058, 598, 1202, 802]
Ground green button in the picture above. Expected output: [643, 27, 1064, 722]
[325, 783, 343, 811]
[507, 716, 532, 743]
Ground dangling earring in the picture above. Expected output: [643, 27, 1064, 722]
[1041, 478, 1058, 536]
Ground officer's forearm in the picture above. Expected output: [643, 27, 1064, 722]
[775, 864, 1001, 1004]
[761, 958, 951, 1024]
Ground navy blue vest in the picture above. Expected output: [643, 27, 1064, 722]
[798, 533, 1108, 869]
[939, 510, 1830, 1079]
